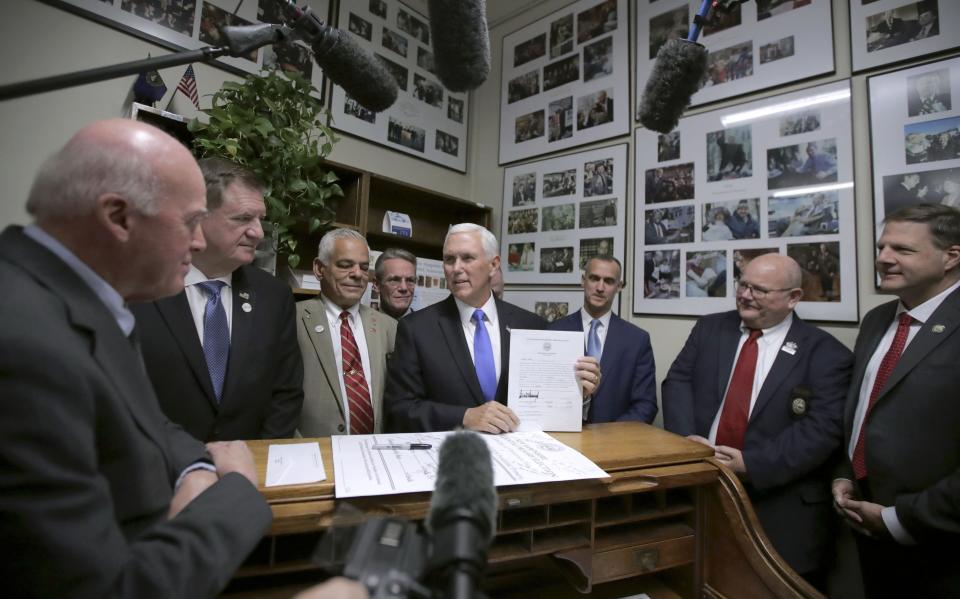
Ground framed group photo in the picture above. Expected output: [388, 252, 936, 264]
[329, 0, 469, 171]
[633, 80, 857, 322]
[500, 144, 627, 285]
[850, 0, 960, 72]
[498, 0, 629, 164]
[636, 0, 834, 113]
[503, 289, 619, 323]
[40, 0, 330, 83]
[868, 56, 960, 250]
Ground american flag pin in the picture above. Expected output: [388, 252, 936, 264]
[239, 291, 250, 299]
[932, 324, 946, 333]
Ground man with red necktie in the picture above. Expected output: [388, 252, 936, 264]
[663, 253, 851, 590]
[297, 229, 397, 437]
[833, 204, 960, 598]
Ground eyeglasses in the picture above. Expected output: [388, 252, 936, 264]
[736, 281, 794, 298]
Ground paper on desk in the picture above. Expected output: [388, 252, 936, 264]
[333, 431, 608, 498]
[507, 329, 584, 432]
[265, 442, 327, 487]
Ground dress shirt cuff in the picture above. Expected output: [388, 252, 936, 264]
[882, 506, 917, 545]
[174, 460, 217, 491]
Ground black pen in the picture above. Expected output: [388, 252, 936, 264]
[371, 443, 432, 450]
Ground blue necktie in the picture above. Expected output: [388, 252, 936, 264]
[586, 319, 602, 360]
[197, 280, 230, 402]
[472, 309, 497, 402]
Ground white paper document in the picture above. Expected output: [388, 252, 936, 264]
[265, 442, 327, 487]
[507, 329, 584, 432]
[332, 431, 608, 498]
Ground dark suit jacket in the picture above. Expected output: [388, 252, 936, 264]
[385, 295, 546, 432]
[0, 226, 271, 598]
[132, 265, 303, 441]
[839, 292, 960, 592]
[662, 310, 852, 574]
[548, 312, 658, 423]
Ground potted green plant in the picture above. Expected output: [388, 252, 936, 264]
[188, 68, 342, 269]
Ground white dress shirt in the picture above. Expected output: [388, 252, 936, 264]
[708, 313, 794, 443]
[454, 294, 502, 382]
[580, 308, 611, 357]
[183, 265, 234, 343]
[322, 295, 373, 434]
[847, 279, 960, 544]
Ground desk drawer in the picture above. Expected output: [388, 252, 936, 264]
[592, 535, 695, 583]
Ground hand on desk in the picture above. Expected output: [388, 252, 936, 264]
[463, 401, 519, 434]
[714, 445, 746, 475]
[207, 440, 259, 487]
[832, 478, 889, 538]
[575, 356, 601, 398]
[294, 577, 369, 599]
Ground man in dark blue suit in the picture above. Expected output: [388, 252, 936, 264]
[549, 256, 657, 423]
[662, 253, 852, 589]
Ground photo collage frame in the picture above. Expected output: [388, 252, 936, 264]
[499, 0, 629, 164]
[329, 0, 469, 171]
[635, 0, 834, 111]
[500, 144, 627, 285]
[850, 0, 960, 72]
[869, 56, 960, 250]
[633, 80, 857, 322]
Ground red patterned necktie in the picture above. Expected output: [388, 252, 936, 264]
[852, 313, 913, 479]
[339, 311, 374, 435]
[715, 329, 763, 449]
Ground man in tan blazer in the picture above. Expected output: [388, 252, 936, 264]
[297, 229, 397, 436]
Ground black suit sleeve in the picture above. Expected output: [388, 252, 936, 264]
[661, 317, 704, 436]
[743, 333, 852, 491]
[259, 288, 304, 438]
[621, 329, 658, 423]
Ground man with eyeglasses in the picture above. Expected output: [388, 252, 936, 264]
[372, 248, 418, 319]
[297, 229, 397, 437]
[662, 253, 851, 590]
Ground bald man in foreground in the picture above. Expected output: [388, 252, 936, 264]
[0, 120, 271, 597]
[662, 254, 852, 589]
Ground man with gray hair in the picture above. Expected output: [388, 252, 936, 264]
[297, 228, 397, 436]
[372, 247, 417, 319]
[385, 223, 601, 433]
[133, 156, 304, 441]
[0, 119, 271, 596]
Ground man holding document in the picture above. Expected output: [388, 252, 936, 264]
[385, 224, 601, 433]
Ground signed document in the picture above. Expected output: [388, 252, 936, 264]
[507, 329, 584, 432]
[332, 431, 607, 498]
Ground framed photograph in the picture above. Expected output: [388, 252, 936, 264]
[851, 0, 960, 72]
[499, 0, 629, 164]
[635, 0, 834, 113]
[40, 0, 330, 84]
[501, 144, 627, 285]
[502, 289, 620, 322]
[633, 80, 857, 322]
[868, 57, 960, 262]
[329, 0, 469, 171]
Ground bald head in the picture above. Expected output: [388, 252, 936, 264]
[27, 119, 197, 221]
[736, 254, 803, 329]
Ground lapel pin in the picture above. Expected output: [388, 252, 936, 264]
[781, 341, 798, 355]
[314, 325, 325, 334]
[239, 291, 250, 300]
[791, 397, 807, 416]
[932, 324, 946, 333]
[241, 302, 252, 313]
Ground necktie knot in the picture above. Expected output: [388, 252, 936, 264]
[197, 280, 226, 299]
[747, 328, 763, 342]
[472, 309, 486, 325]
[897, 312, 913, 328]
[586, 319, 602, 360]
[339, 310, 350, 323]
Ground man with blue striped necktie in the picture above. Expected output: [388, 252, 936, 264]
[385, 223, 602, 433]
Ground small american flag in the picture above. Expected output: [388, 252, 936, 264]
[176, 65, 199, 109]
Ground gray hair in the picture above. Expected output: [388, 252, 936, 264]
[445, 223, 498, 259]
[26, 135, 160, 219]
[374, 247, 417, 281]
[317, 228, 368, 265]
[198, 156, 265, 211]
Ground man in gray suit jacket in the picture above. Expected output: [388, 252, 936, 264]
[298, 229, 397, 436]
[0, 120, 271, 597]
[833, 204, 960, 597]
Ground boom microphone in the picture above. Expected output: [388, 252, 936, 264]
[428, 0, 491, 92]
[273, 0, 398, 112]
[638, 0, 743, 133]
[425, 431, 497, 599]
